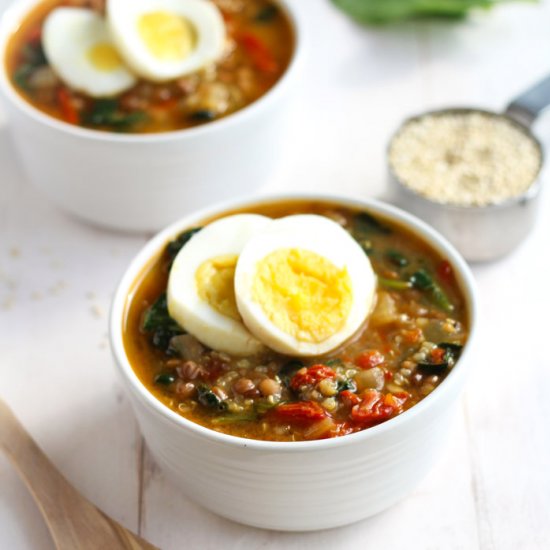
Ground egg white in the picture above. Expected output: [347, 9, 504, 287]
[167, 214, 271, 356]
[235, 215, 377, 357]
[42, 8, 137, 97]
[107, 0, 226, 82]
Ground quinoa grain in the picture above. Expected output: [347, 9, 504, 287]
[389, 111, 541, 206]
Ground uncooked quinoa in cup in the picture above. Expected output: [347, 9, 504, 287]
[388, 110, 542, 206]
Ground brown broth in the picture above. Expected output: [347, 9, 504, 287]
[6, 0, 294, 133]
[123, 200, 470, 442]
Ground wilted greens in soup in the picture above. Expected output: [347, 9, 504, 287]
[123, 201, 469, 442]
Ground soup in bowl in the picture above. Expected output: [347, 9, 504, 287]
[0, 0, 302, 231]
[110, 194, 477, 530]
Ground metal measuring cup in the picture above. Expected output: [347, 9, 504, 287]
[387, 76, 550, 262]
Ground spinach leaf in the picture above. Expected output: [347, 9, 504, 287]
[143, 293, 179, 331]
[167, 228, 202, 259]
[21, 43, 47, 66]
[13, 43, 47, 91]
[416, 361, 448, 375]
[410, 269, 433, 290]
[410, 269, 454, 312]
[197, 385, 227, 411]
[417, 343, 463, 375]
[255, 4, 279, 22]
[331, 0, 520, 25]
[142, 293, 184, 352]
[83, 99, 147, 131]
[439, 342, 463, 364]
[378, 276, 412, 290]
[13, 64, 35, 91]
[154, 372, 177, 386]
[255, 399, 279, 415]
[337, 379, 357, 393]
[353, 211, 391, 237]
[212, 411, 258, 424]
[386, 249, 409, 267]
[188, 110, 216, 123]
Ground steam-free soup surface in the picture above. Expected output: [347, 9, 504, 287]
[123, 201, 469, 442]
[6, 0, 293, 133]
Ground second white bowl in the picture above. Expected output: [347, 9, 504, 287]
[0, 0, 303, 233]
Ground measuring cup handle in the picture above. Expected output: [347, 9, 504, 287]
[505, 74, 550, 127]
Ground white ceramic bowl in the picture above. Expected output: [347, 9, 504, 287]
[0, 0, 303, 233]
[109, 193, 478, 531]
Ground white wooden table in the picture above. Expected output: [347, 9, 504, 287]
[2, 1, 550, 548]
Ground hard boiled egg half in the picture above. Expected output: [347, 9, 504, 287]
[235, 215, 377, 357]
[42, 8, 137, 97]
[167, 214, 271, 356]
[107, 0, 226, 82]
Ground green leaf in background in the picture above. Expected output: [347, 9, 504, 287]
[331, 0, 532, 24]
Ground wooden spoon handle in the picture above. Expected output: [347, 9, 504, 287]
[0, 399, 158, 550]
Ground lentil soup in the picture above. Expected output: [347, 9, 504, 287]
[123, 200, 470, 442]
[5, 0, 294, 133]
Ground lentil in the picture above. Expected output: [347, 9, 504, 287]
[233, 378, 258, 397]
[258, 378, 281, 397]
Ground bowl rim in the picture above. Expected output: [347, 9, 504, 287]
[109, 192, 478, 453]
[0, 0, 304, 143]
[387, 107, 544, 211]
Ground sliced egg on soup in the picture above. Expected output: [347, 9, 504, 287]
[107, 0, 226, 82]
[42, 8, 137, 97]
[167, 214, 272, 356]
[235, 215, 377, 357]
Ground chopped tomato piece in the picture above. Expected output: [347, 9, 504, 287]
[290, 364, 336, 391]
[355, 350, 385, 369]
[384, 392, 409, 409]
[328, 421, 358, 438]
[238, 32, 278, 73]
[272, 401, 326, 425]
[340, 390, 361, 407]
[402, 327, 423, 344]
[153, 98, 179, 111]
[430, 347, 446, 364]
[437, 260, 454, 283]
[57, 87, 79, 125]
[351, 389, 408, 426]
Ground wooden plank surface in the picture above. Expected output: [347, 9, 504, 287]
[1, 0, 550, 548]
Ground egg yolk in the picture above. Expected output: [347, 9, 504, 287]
[87, 43, 124, 71]
[138, 11, 196, 61]
[196, 254, 240, 321]
[252, 249, 352, 343]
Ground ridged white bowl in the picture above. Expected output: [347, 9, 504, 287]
[110, 194, 478, 531]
